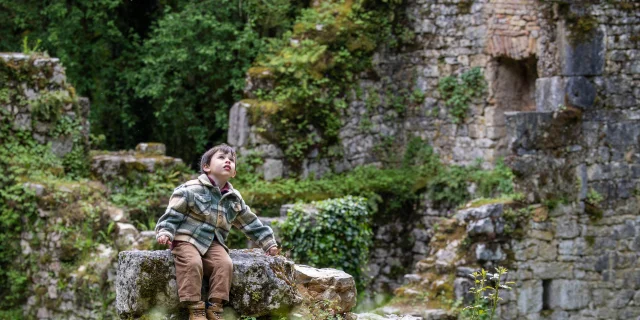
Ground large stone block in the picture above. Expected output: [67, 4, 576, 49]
[263, 158, 284, 181]
[517, 280, 543, 315]
[536, 77, 566, 112]
[228, 101, 251, 147]
[228, 250, 301, 316]
[560, 26, 605, 76]
[505, 111, 581, 153]
[135, 143, 166, 156]
[116, 250, 179, 318]
[565, 77, 596, 109]
[549, 280, 590, 310]
[91, 151, 183, 181]
[117, 250, 358, 319]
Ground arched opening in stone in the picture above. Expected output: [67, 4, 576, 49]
[492, 56, 538, 113]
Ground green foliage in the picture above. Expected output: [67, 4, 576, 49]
[250, 0, 411, 167]
[279, 196, 373, 291]
[586, 188, 604, 205]
[30, 90, 76, 122]
[0, 0, 300, 167]
[236, 141, 515, 217]
[462, 267, 515, 320]
[471, 159, 515, 197]
[21, 36, 42, 54]
[502, 206, 532, 237]
[108, 165, 193, 230]
[130, 0, 286, 163]
[437, 67, 486, 123]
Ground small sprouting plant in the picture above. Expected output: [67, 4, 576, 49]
[586, 188, 604, 205]
[22, 36, 42, 54]
[463, 267, 515, 320]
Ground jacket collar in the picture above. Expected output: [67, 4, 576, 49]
[197, 174, 236, 194]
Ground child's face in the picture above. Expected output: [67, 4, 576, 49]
[203, 151, 236, 179]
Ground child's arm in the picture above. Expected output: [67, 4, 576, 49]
[232, 200, 277, 253]
[155, 187, 189, 244]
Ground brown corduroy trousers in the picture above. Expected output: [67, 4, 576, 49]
[171, 240, 233, 302]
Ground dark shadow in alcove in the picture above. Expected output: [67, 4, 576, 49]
[492, 56, 538, 113]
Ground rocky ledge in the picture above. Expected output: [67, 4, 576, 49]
[116, 249, 356, 319]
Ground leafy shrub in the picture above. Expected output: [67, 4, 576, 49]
[279, 196, 373, 290]
[250, 0, 411, 167]
[437, 67, 486, 123]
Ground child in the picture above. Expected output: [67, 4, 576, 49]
[156, 144, 278, 320]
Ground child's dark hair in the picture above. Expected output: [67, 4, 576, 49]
[200, 144, 236, 174]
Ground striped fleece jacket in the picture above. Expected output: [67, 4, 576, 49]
[155, 174, 276, 255]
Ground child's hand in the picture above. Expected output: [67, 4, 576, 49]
[157, 235, 172, 247]
[266, 246, 280, 256]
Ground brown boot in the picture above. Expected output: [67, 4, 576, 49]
[206, 302, 224, 320]
[187, 301, 207, 320]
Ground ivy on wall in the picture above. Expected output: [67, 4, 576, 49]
[279, 196, 373, 290]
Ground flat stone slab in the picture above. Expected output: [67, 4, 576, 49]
[91, 150, 183, 181]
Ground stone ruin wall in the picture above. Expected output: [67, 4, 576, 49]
[228, 0, 640, 313]
[404, 1, 640, 319]
[1, 53, 90, 157]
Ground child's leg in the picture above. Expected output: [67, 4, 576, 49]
[172, 241, 205, 303]
[202, 240, 233, 303]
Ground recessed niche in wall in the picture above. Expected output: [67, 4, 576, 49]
[492, 56, 538, 112]
[542, 279, 552, 311]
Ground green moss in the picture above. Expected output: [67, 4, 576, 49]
[247, 67, 274, 79]
[559, 3, 599, 45]
[457, 1, 473, 14]
[585, 203, 603, 222]
[251, 291, 263, 302]
[138, 259, 172, 308]
[464, 195, 517, 209]
[585, 235, 595, 247]
[35, 286, 47, 297]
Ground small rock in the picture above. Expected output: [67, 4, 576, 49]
[295, 264, 357, 314]
[135, 143, 166, 155]
[403, 274, 422, 285]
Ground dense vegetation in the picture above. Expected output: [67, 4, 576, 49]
[0, 0, 409, 168]
[0, 0, 303, 166]
[0, 0, 518, 317]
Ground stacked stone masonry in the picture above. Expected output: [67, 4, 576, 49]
[228, 0, 640, 318]
[0, 53, 90, 158]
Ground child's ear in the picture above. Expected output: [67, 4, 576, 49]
[231, 170, 237, 178]
[203, 165, 211, 173]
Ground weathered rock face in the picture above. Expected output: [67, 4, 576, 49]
[116, 250, 178, 318]
[228, 250, 301, 316]
[117, 249, 359, 319]
[295, 265, 357, 314]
